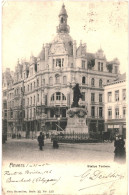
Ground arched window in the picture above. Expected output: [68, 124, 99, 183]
[51, 92, 66, 101]
[82, 76, 86, 84]
[61, 17, 64, 23]
[49, 77, 53, 85]
[55, 75, 60, 84]
[63, 76, 67, 84]
[91, 78, 95, 87]
[99, 79, 102, 87]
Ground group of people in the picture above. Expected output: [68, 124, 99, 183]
[37, 132, 59, 150]
[38, 132, 126, 164]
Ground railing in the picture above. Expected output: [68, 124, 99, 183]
[51, 132, 102, 143]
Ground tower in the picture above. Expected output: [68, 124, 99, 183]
[57, 4, 70, 33]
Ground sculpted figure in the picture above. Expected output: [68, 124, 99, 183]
[72, 83, 82, 107]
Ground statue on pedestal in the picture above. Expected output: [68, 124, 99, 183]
[72, 83, 82, 107]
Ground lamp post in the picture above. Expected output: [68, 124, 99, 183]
[57, 117, 60, 131]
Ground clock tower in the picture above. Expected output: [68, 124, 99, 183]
[57, 4, 70, 33]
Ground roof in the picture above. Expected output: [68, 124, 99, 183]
[105, 73, 126, 86]
[59, 4, 68, 17]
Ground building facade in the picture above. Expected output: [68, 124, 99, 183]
[104, 74, 127, 138]
[2, 68, 14, 141]
[5, 4, 121, 138]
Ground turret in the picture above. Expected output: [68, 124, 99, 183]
[57, 4, 70, 33]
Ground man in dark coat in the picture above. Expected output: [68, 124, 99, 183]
[114, 135, 126, 163]
[38, 132, 44, 150]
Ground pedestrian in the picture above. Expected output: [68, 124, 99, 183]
[37, 132, 44, 151]
[53, 139, 59, 149]
[114, 135, 126, 163]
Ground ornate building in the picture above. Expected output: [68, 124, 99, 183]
[104, 73, 126, 138]
[2, 68, 14, 141]
[6, 4, 120, 137]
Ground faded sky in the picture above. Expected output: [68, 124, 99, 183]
[2, 1, 128, 73]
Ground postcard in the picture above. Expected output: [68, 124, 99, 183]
[2, 1, 128, 195]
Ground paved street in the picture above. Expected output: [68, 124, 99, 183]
[3, 138, 115, 164]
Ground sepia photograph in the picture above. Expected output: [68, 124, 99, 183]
[2, 1, 128, 194]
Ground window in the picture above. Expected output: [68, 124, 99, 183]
[108, 92, 112, 102]
[98, 62, 100, 71]
[82, 76, 86, 84]
[63, 76, 67, 84]
[99, 107, 103, 118]
[3, 102, 7, 109]
[99, 94, 102, 103]
[91, 106, 95, 117]
[56, 75, 60, 84]
[37, 94, 39, 102]
[51, 94, 54, 101]
[91, 93, 95, 102]
[82, 60, 85, 69]
[28, 98, 29, 105]
[91, 78, 95, 86]
[43, 79, 45, 85]
[107, 80, 109, 84]
[50, 109, 54, 118]
[3, 92, 6, 96]
[30, 109, 32, 118]
[82, 92, 85, 101]
[115, 90, 119, 101]
[62, 93, 66, 100]
[115, 66, 118, 74]
[31, 83, 32, 91]
[10, 110, 13, 118]
[37, 79, 39, 87]
[49, 77, 53, 85]
[123, 89, 126, 100]
[123, 107, 126, 118]
[53, 59, 55, 67]
[115, 108, 119, 119]
[98, 62, 103, 71]
[31, 97, 32, 105]
[56, 59, 61, 67]
[108, 109, 112, 119]
[34, 108, 36, 117]
[99, 79, 102, 87]
[4, 110, 7, 117]
[34, 82, 35, 88]
[62, 58, 64, 67]
[28, 85, 29, 92]
[61, 17, 64, 23]
[56, 92, 61, 100]
[62, 109, 66, 117]
[34, 96, 35, 104]
[51, 93, 66, 101]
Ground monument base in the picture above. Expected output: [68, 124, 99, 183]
[65, 107, 89, 134]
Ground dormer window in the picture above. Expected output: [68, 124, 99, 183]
[98, 62, 103, 71]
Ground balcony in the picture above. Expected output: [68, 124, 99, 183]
[50, 101, 67, 107]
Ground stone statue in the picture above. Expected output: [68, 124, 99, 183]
[72, 83, 82, 107]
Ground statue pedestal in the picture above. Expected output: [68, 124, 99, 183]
[65, 107, 88, 134]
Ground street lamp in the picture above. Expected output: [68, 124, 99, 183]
[57, 117, 60, 131]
